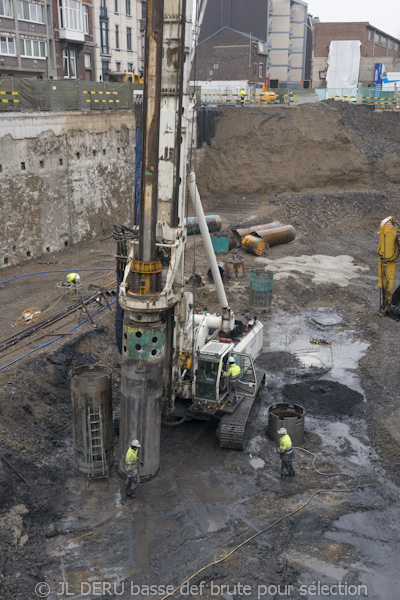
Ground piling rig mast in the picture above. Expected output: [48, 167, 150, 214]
[118, 0, 262, 479]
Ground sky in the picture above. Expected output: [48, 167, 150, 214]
[306, 0, 400, 40]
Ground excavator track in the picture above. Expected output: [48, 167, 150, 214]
[218, 394, 260, 450]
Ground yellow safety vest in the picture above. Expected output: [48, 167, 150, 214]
[225, 363, 241, 380]
[278, 434, 292, 453]
[125, 447, 138, 469]
[67, 273, 79, 284]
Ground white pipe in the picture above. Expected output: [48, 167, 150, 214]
[194, 313, 222, 328]
[187, 171, 231, 316]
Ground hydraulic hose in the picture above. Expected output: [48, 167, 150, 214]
[0, 300, 116, 372]
[0, 268, 113, 286]
[160, 448, 360, 600]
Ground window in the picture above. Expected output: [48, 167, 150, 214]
[100, 19, 109, 54]
[62, 47, 76, 77]
[116, 61, 120, 70]
[101, 60, 109, 74]
[381, 36, 386, 47]
[127, 62, 133, 71]
[20, 37, 46, 57]
[84, 52, 91, 68]
[141, 0, 145, 18]
[83, 5, 89, 33]
[58, 0, 82, 31]
[114, 0, 117, 11]
[0, 0, 12, 17]
[125, 0, 130, 15]
[395, 42, 399, 51]
[0, 35, 15, 55]
[388, 39, 394, 49]
[127, 26, 132, 50]
[259, 63, 263, 77]
[115, 23, 119, 48]
[367, 30, 372, 41]
[17, 1, 44, 22]
[374, 32, 380, 44]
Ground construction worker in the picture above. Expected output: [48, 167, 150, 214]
[224, 356, 241, 404]
[238, 88, 246, 105]
[276, 427, 295, 478]
[66, 272, 81, 285]
[125, 439, 141, 497]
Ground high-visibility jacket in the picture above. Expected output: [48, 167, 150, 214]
[224, 363, 241, 381]
[239, 90, 245, 103]
[67, 273, 80, 284]
[277, 434, 293, 457]
[125, 447, 138, 470]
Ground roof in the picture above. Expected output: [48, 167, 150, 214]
[199, 26, 266, 46]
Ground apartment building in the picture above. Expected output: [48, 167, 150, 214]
[313, 22, 400, 87]
[92, 0, 145, 79]
[267, 0, 308, 87]
[52, 0, 95, 79]
[0, 0, 56, 77]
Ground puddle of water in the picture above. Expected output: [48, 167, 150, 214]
[306, 416, 377, 467]
[263, 309, 369, 397]
[249, 457, 265, 469]
[288, 550, 348, 580]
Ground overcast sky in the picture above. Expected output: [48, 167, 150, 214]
[306, 0, 400, 40]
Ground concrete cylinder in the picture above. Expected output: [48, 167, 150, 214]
[267, 402, 305, 445]
[71, 365, 114, 474]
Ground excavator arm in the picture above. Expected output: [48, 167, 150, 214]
[377, 216, 400, 315]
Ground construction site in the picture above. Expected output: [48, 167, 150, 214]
[2, 3, 400, 600]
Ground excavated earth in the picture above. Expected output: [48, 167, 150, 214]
[1, 102, 400, 600]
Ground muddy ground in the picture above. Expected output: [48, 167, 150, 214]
[1, 102, 400, 600]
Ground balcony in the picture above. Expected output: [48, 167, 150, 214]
[59, 28, 84, 42]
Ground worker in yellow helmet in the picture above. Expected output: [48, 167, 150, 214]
[276, 428, 295, 478]
[224, 356, 241, 404]
[125, 439, 141, 497]
[66, 273, 81, 285]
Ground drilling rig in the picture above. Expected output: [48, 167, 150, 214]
[117, 0, 264, 479]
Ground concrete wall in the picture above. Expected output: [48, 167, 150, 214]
[313, 55, 400, 88]
[0, 110, 136, 268]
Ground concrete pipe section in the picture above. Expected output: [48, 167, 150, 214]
[267, 402, 305, 445]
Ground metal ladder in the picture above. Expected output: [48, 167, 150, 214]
[87, 406, 108, 479]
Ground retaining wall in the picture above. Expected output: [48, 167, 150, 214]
[0, 110, 136, 268]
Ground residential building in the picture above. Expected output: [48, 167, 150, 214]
[0, 0, 56, 77]
[92, 0, 145, 80]
[52, 0, 95, 79]
[268, 0, 308, 88]
[193, 27, 268, 93]
[312, 22, 400, 87]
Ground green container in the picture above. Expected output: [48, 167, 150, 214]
[211, 233, 230, 254]
[249, 270, 273, 311]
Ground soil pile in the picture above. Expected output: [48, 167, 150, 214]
[282, 380, 364, 418]
[195, 102, 400, 200]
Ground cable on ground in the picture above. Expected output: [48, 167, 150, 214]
[160, 448, 360, 600]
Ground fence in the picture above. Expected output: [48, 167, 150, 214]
[201, 90, 299, 105]
[0, 77, 143, 112]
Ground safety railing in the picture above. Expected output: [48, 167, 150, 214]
[201, 91, 298, 105]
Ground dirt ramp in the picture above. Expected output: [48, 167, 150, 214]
[195, 103, 400, 199]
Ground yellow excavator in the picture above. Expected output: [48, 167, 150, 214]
[377, 216, 400, 317]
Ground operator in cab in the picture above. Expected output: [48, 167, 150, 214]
[224, 356, 241, 404]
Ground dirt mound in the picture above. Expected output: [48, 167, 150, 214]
[281, 380, 364, 418]
[195, 103, 400, 200]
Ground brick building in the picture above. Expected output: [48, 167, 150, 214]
[0, 0, 57, 77]
[194, 27, 268, 89]
[313, 22, 400, 87]
[52, 0, 95, 79]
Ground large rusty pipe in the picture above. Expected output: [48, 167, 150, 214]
[139, 0, 164, 263]
[255, 225, 296, 247]
[234, 221, 282, 238]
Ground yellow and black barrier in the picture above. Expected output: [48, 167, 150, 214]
[0, 90, 19, 105]
[332, 95, 400, 106]
[82, 90, 120, 106]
